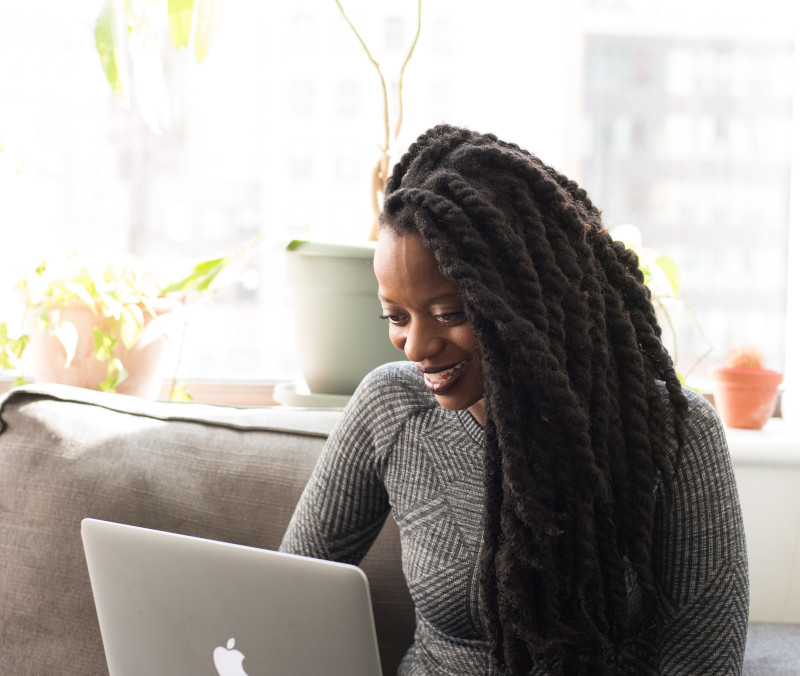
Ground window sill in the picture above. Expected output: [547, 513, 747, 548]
[0, 378, 279, 408]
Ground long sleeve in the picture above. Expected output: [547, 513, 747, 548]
[280, 361, 436, 565]
[653, 390, 749, 674]
[279, 374, 393, 564]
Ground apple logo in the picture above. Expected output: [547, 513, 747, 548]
[213, 637, 249, 676]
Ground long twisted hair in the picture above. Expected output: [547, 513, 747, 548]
[379, 124, 688, 674]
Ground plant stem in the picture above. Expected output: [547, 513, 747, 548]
[334, 0, 390, 156]
[394, 0, 422, 141]
[681, 299, 714, 380]
[654, 296, 679, 365]
[169, 297, 189, 400]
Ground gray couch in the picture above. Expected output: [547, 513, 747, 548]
[0, 384, 797, 674]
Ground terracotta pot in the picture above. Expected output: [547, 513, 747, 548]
[711, 367, 783, 430]
[27, 298, 181, 399]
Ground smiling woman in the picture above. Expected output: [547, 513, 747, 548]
[281, 124, 749, 674]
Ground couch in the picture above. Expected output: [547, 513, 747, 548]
[0, 383, 797, 675]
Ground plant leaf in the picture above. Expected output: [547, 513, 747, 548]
[12, 334, 29, 360]
[169, 382, 194, 401]
[54, 322, 79, 368]
[194, 0, 224, 63]
[168, 0, 196, 51]
[119, 304, 145, 349]
[99, 357, 126, 392]
[128, 21, 171, 134]
[65, 281, 99, 312]
[654, 254, 680, 296]
[93, 328, 117, 362]
[159, 256, 231, 295]
[95, 0, 130, 106]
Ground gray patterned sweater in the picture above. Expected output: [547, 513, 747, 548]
[280, 361, 749, 675]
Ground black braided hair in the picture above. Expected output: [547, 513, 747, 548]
[379, 124, 688, 674]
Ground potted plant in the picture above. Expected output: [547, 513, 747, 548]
[711, 346, 783, 429]
[283, 1, 422, 401]
[0, 252, 233, 400]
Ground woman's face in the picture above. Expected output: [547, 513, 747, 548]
[374, 229, 485, 424]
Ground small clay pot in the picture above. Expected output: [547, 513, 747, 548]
[27, 298, 181, 399]
[711, 367, 783, 430]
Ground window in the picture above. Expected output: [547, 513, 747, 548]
[1, 0, 797, 391]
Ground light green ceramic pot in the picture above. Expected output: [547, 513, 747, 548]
[286, 239, 402, 395]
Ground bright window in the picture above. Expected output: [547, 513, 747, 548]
[1, 0, 797, 389]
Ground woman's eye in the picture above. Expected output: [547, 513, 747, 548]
[379, 314, 405, 325]
[436, 311, 465, 324]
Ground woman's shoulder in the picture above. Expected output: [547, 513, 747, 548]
[653, 381, 728, 463]
[345, 360, 437, 423]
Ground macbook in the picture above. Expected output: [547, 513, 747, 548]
[81, 518, 383, 675]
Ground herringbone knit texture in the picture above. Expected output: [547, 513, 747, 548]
[280, 362, 748, 675]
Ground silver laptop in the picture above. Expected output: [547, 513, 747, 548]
[81, 518, 383, 676]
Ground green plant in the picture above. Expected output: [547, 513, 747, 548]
[94, 0, 225, 132]
[611, 224, 712, 386]
[334, 0, 422, 240]
[0, 252, 232, 400]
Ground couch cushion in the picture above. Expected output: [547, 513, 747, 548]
[0, 384, 414, 675]
[744, 623, 800, 675]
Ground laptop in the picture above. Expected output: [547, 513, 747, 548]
[81, 518, 383, 676]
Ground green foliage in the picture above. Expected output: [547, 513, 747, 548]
[158, 256, 231, 295]
[193, 0, 225, 63]
[2, 251, 237, 400]
[94, 0, 129, 105]
[0, 322, 28, 372]
[168, 382, 194, 402]
[94, 0, 224, 131]
[168, 0, 197, 51]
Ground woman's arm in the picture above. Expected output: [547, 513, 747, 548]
[279, 364, 421, 564]
[654, 390, 749, 674]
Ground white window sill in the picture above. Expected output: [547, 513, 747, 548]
[0, 378, 280, 408]
[726, 418, 800, 465]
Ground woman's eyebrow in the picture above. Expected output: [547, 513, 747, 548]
[378, 291, 461, 305]
[423, 292, 462, 305]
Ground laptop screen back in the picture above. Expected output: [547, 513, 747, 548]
[81, 519, 383, 676]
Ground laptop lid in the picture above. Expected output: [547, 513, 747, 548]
[81, 518, 383, 676]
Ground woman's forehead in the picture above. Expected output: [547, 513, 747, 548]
[374, 230, 458, 298]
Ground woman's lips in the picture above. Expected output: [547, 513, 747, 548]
[420, 360, 466, 395]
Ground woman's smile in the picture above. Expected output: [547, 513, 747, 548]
[419, 359, 467, 394]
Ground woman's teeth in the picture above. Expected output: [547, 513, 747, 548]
[424, 361, 465, 385]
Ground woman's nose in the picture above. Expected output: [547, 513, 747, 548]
[401, 319, 443, 363]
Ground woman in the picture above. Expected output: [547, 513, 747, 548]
[280, 124, 748, 674]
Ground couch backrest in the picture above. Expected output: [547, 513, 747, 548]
[0, 384, 414, 675]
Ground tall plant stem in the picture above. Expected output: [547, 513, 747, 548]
[335, 0, 422, 240]
[334, 0, 390, 156]
[394, 0, 422, 141]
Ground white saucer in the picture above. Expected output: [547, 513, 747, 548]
[273, 381, 352, 409]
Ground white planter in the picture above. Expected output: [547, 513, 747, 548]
[286, 240, 401, 396]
